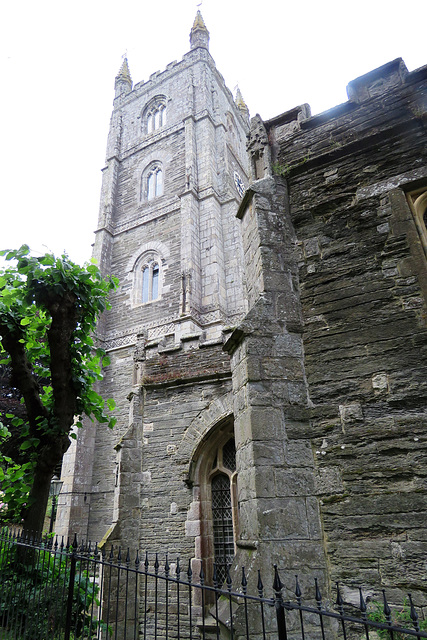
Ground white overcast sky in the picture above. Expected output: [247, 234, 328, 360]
[1, 0, 425, 266]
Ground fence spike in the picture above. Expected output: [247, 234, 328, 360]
[187, 559, 193, 583]
[176, 557, 180, 578]
[273, 565, 283, 593]
[144, 550, 149, 570]
[408, 594, 420, 632]
[126, 547, 130, 565]
[154, 552, 159, 574]
[315, 578, 323, 610]
[241, 567, 247, 594]
[94, 541, 98, 555]
[226, 564, 233, 591]
[359, 587, 367, 617]
[135, 549, 140, 569]
[295, 574, 302, 600]
[257, 570, 264, 598]
[109, 544, 114, 561]
[199, 563, 205, 585]
[117, 546, 122, 564]
[382, 589, 391, 624]
[165, 553, 170, 577]
[72, 533, 78, 551]
[213, 563, 218, 589]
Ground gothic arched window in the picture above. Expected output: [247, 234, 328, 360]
[144, 96, 167, 135]
[142, 163, 163, 201]
[132, 252, 163, 306]
[189, 422, 238, 590]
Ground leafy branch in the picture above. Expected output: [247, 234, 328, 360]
[0, 245, 118, 534]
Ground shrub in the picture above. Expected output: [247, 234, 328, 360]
[368, 599, 427, 640]
[0, 538, 108, 639]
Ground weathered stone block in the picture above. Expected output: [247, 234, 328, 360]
[274, 468, 316, 497]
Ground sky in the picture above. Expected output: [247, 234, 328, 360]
[1, 0, 425, 266]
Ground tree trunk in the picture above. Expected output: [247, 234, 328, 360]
[22, 464, 52, 537]
[22, 435, 70, 537]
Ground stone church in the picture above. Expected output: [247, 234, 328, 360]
[57, 12, 427, 603]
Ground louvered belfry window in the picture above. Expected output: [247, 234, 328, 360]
[210, 438, 236, 586]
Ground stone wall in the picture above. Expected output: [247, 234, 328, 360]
[241, 58, 427, 605]
[225, 176, 329, 599]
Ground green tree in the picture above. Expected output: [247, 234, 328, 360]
[0, 245, 117, 535]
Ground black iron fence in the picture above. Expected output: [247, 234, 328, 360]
[1, 527, 427, 640]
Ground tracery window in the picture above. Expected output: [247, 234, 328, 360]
[144, 97, 167, 134]
[189, 419, 238, 591]
[129, 244, 168, 308]
[142, 162, 163, 201]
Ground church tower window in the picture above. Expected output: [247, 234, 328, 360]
[131, 250, 164, 306]
[143, 163, 163, 201]
[144, 97, 167, 134]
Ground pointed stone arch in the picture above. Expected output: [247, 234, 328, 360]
[179, 391, 237, 588]
[176, 391, 234, 474]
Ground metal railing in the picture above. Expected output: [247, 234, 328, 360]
[1, 527, 426, 640]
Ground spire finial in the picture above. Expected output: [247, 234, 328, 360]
[190, 9, 209, 50]
[235, 87, 250, 121]
[115, 56, 133, 98]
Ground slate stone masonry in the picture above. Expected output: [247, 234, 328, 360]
[57, 16, 427, 620]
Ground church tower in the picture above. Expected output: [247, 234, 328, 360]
[58, 12, 250, 576]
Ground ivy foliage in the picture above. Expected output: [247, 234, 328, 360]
[0, 245, 118, 528]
